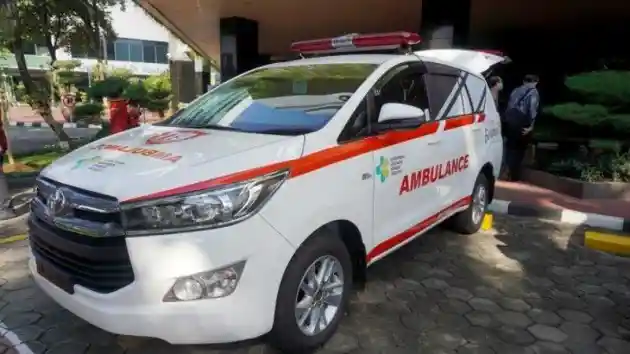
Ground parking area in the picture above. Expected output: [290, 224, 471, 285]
[1, 215, 629, 354]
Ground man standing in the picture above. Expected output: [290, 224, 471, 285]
[0, 90, 15, 220]
[503, 74, 540, 181]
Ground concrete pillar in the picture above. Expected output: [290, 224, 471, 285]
[421, 0, 471, 48]
[219, 17, 259, 81]
[168, 34, 196, 110]
[425, 26, 455, 48]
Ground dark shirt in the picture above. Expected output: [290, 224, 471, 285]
[506, 83, 540, 125]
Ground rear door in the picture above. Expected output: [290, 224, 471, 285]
[423, 62, 481, 206]
[414, 49, 508, 76]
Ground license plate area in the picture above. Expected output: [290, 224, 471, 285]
[36, 258, 75, 294]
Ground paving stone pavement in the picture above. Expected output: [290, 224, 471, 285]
[1, 215, 630, 354]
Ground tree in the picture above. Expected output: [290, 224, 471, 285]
[544, 71, 630, 139]
[143, 72, 171, 117]
[0, 0, 124, 148]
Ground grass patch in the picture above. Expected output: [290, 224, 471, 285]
[15, 150, 66, 169]
[3, 148, 67, 172]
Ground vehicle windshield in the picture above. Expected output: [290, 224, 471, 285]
[157, 63, 378, 135]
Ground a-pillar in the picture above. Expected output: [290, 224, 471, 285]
[168, 34, 197, 110]
[421, 0, 471, 48]
[219, 17, 259, 81]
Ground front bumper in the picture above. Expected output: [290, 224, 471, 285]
[30, 215, 296, 344]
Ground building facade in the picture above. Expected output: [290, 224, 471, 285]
[0, 0, 173, 103]
[137, 0, 630, 80]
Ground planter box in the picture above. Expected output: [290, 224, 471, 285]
[522, 169, 630, 200]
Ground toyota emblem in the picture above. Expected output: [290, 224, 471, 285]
[47, 188, 70, 217]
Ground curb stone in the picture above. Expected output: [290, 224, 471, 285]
[0, 212, 29, 239]
[9, 122, 151, 129]
[488, 199, 630, 232]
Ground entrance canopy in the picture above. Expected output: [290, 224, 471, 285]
[138, 0, 424, 61]
[138, 0, 630, 66]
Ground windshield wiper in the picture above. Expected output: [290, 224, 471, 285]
[257, 127, 313, 136]
[187, 125, 250, 133]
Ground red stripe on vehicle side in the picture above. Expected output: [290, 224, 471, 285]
[476, 113, 486, 123]
[123, 121, 441, 202]
[444, 114, 476, 131]
[366, 195, 472, 262]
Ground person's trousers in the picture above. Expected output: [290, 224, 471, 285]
[505, 148, 526, 181]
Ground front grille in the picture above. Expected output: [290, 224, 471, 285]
[30, 178, 134, 294]
[29, 217, 134, 293]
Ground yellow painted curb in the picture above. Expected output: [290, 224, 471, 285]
[584, 230, 630, 256]
[0, 234, 27, 244]
[481, 213, 493, 231]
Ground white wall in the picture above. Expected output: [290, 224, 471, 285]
[56, 0, 170, 74]
[109, 1, 169, 42]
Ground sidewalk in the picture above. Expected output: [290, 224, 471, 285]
[493, 180, 630, 231]
[7, 105, 163, 125]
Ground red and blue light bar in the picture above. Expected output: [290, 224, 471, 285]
[291, 32, 422, 55]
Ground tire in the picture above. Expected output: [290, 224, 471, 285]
[447, 173, 489, 234]
[268, 228, 353, 353]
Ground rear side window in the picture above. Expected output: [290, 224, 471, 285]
[423, 62, 474, 120]
[464, 75, 488, 113]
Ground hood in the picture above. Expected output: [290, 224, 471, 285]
[41, 125, 305, 200]
[415, 49, 508, 76]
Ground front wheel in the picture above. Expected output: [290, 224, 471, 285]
[447, 173, 489, 234]
[268, 229, 353, 353]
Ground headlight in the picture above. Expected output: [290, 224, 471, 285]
[163, 261, 246, 301]
[122, 169, 288, 235]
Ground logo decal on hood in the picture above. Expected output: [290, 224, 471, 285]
[91, 144, 182, 163]
[145, 130, 208, 145]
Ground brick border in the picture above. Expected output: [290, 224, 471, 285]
[9, 121, 102, 129]
[488, 199, 630, 232]
[8, 122, 151, 129]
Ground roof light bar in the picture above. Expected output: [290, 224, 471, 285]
[290, 32, 422, 55]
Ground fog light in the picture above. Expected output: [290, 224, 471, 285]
[164, 261, 246, 302]
[172, 278, 204, 301]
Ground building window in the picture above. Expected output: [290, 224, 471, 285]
[114, 40, 131, 61]
[71, 38, 169, 64]
[155, 43, 168, 63]
[106, 42, 115, 61]
[22, 41, 37, 55]
[143, 42, 156, 63]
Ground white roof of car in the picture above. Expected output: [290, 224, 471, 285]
[265, 54, 401, 68]
[261, 50, 499, 77]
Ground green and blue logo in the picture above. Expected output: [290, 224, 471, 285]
[71, 156, 102, 170]
[375, 156, 390, 183]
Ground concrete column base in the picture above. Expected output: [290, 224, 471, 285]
[169, 60, 196, 110]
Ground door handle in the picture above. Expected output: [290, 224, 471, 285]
[427, 139, 441, 145]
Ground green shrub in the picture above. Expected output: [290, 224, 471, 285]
[143, 73, 172, 117]
[88, 76, 130, 100]
[544, 70, 630, 137]
[123, 79, 148, 106]
[546, 153, 630, 182]
[73, 102, 104, 124]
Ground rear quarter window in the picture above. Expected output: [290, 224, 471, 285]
[464, 75, 488, 112]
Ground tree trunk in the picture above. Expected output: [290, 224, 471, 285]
[12, 38, 73, 148]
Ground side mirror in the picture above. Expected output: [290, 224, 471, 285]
[375, 103, 427, 132]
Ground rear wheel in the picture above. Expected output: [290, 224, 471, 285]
[447, 173, 489, 234]
[268, 229, 353, 353]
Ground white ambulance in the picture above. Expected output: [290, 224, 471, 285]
[29, 32, 505, 352]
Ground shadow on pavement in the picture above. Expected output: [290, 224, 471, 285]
[1, 215, 630, 353]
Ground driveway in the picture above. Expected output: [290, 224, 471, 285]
[1, 215, 629, 354]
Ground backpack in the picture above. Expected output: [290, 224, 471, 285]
[505, 88, 534, 130]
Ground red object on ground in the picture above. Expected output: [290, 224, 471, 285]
[128, 111, 140, 128]
[291, 32, 422, 54]
[109, 99, 130, 134]
[495, 180, 630, 219]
